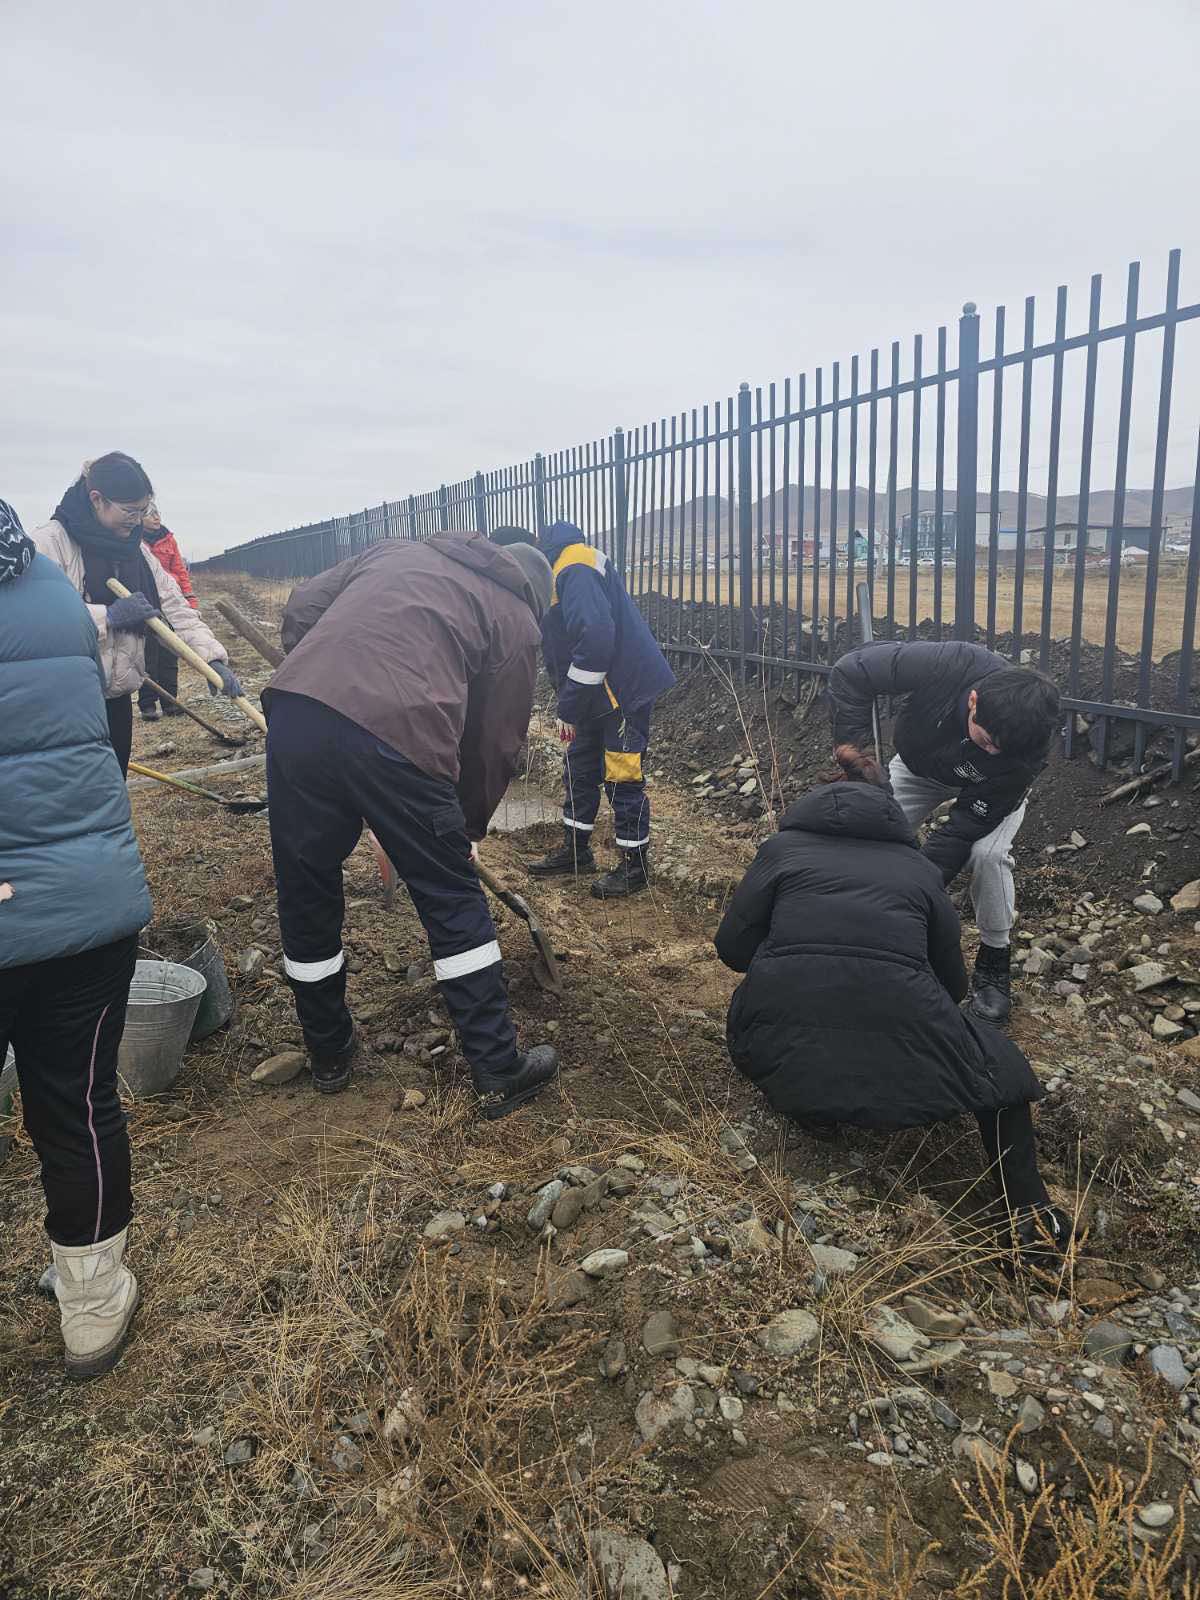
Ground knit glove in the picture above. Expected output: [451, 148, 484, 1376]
[106, 593, 159, 633]
[207, 662, 243, 699]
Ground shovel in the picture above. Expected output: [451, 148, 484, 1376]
[475, 860, 564, 995]
[128, 760, 268, 815]
[365, 834, 563, 995]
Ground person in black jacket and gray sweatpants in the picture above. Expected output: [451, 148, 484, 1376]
[828, 641, 1060, 1027]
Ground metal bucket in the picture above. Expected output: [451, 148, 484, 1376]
[140, 919, 233, 1041]
[117, 960, 207, 1097]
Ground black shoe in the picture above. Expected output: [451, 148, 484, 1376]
[477, 1045, 559, 1120]
[528, 830, 595, 878]
[139, 704, 162, 721]
[1010, 1204, 1072, 1271]
[590, 848, 649, 900]
[967, 945, 1012, 1027]
[161, 704, 184, 718]
[310, 1031, 357, 1095]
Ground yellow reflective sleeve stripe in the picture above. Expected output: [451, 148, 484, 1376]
[604, 749, 643, 783]
[550, 542, 600, 604]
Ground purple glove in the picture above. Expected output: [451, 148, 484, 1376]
[106, 593, 158, 633]
[207, 661, 243, 699]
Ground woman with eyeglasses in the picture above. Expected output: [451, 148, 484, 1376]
[31, 453, 240, 775]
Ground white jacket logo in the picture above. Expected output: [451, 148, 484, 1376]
[970, 799, 989, 818]
[954, 760, 985, 784]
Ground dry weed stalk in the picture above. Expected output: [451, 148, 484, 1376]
[953, 1427, 1194, 1600]
[818, 1510, 942, 1600]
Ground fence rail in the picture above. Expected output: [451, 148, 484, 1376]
[197, 250, 1200, 774]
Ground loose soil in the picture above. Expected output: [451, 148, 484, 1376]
[1, 577, 1198, 1600]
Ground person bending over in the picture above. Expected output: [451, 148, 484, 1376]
[525, 521, 676, 899]
[263, 533, 559, 1118]
[715, 747, 1069, 1264]
[828, 640, 1060, 1026]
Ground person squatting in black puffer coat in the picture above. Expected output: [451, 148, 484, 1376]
[715, 746, 1070, 1266]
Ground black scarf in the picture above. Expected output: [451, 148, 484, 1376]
[52, 478, 159, 609]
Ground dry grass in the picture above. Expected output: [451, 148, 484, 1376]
[820, 1431, 1196, 1600]
[639, 561, 1197, 660]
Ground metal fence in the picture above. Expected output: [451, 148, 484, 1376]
[198, 250, 1200, 773]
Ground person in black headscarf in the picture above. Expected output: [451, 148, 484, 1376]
[31, 453, 239, 775]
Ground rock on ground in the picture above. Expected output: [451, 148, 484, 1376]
[588, 1528, 670, 1600]
[250, 1051, 307, 1086]
[758, 1308, 819, 1356]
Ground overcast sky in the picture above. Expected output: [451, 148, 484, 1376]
[3, 0, 1199, 558]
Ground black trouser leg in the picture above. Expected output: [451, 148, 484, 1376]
[266, 694, 519, 1082]
[352, 741, 519, 1083]
[105, 694, 133, 779]
[0, 936, 138, 1246]
[975, 1103, 1050, 1210]
[562, 716, 604, 843]
[267, 697, 361, 1057]
[139, 636, 179, 710]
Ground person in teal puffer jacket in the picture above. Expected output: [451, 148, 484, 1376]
[0, 497, 152, 1380]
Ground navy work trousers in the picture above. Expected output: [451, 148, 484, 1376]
[0, 934, 137, 1246]
[561, 704, 651, 850]
[265, 693, 518, 1083]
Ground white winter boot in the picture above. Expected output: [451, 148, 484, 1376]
[51, 1228, 140, 1380]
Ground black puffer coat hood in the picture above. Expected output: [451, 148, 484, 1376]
[715, 782, 1042, 1130]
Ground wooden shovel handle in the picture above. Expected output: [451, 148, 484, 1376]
[106, 578, 268, 735]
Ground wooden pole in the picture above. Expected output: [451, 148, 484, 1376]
[212, 597, 285, 669]
[1099, 744, 1200, 806]
[106, 578, 268, 735]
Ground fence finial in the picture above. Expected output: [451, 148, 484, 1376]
[962, 302, 978, 316]
[738, 381, 750, 393]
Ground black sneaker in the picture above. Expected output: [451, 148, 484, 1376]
[590, 849, 649, 900]
[967, 946, 1012, 1027]
[310, 1031, 357, 1095]
[477, 1045, 559, 1120]
[528, 830, 595, 878]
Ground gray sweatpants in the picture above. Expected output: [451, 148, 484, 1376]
[888, 754, 1025, 950]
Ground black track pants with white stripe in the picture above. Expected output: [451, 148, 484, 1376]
[266, 692, 518, 1081]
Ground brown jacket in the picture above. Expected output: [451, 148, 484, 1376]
[265, 536, 543, 839]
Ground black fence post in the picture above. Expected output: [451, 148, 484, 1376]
[534, 453, 547, 536]
[613, 427, 629, 580]
[438, 484, 449, 532]
[407, 495, 417, 541]
[954, 301, 981, 640]
[473, 471, 488, 536]
[737, 381, 755, 679]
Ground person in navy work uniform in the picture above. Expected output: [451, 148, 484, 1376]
[507, 522, 676, 898]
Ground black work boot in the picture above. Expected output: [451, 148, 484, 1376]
[139, 702, 161, 721]
[967, 944, 1012, 1027]
[591, 848, 649, 900]
[476, 1045, 559, 1120]
[1008, 1204, 1072, 1273]
[528, 827, 595, 878]
[310, 1029, 358, 1095]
